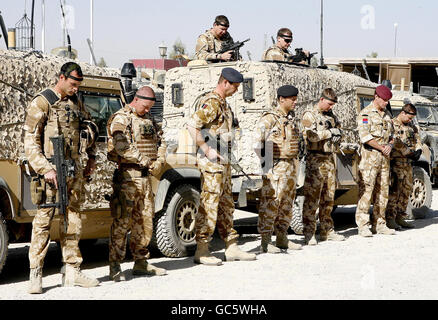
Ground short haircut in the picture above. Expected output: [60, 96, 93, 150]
[214, 15, 230, 28]
[60, 62, 83, 79]
[321, 88, 338, 103]
[218, 75, 226, 84]
[402, 103, 417, 115]
[277, 28, 292, 38]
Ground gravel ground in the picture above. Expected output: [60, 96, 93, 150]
[1, 189, 438, 301]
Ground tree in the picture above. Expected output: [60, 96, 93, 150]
[169, 38, 187, 60]
[366, 52, 378, 58]
[97, 57, 107, 67]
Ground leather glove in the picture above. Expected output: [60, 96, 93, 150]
[408, 149, 422, 162]
[149, 160, 164, 176]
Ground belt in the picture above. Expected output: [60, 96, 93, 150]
[307, 150, 332, 156]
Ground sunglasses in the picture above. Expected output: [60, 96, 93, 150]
[279, 35, 293, 43]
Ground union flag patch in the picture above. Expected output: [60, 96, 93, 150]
[363, 118, 369, 124]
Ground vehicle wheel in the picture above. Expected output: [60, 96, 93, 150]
[290, 196, 304, 235]
[0, 213, 8, 275]
[154, 184, 199, 257]
[407, 167, 432, 219]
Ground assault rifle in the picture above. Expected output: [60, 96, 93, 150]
[291, 48, 318, 65]
[40, 135, 75, 233]
[217, 38, 250, 61]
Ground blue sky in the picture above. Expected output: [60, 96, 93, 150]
[1, 0, 436, 68]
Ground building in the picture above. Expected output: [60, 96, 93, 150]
[325, 57, 438, 98]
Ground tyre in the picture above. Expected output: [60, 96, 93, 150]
[0, 213, 8, 275]
[291, 196, 304, 235]
[407, 167, 432, 219]
[154, 184, 199, 257]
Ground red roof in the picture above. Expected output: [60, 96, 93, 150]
[131, 59, 187, 71]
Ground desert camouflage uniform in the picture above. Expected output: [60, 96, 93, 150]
[195, 29, 236, 61]
[24, 88, 96, 269]
[187, 91, 239, 244]
[254, 107, 299, 236]
[386, 117, 422, 220]
[107, 105, 165, 262]
[356, 103, 394, 231]
[301, 106, 339, 237]
[261, 45, 292, 62]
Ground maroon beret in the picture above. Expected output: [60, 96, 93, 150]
[375, 85, 393, 101]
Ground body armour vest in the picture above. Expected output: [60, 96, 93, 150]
[263, 110, 300, 159]
[107, 105, 159, 163]
[198, 92, 235, 153]
[39, 89, 84, 161]
[392, 117, 420, 158]
[304, 108, 339, 153]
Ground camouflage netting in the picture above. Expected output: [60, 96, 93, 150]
[163, 61, 377, 175]
[0, 49, 120, 210]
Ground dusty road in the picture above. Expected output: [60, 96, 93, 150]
[1, 189, 438, 301]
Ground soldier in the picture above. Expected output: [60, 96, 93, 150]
[195, 15, 236, 62]
[301, 88, 345, 245]
[386, 103, 422, 230]
[187, 68, 256, 265]
[107, 86, 167, 281]
[24, 62, 99, 293]
[261, 28, 310, 64]
[356, 85, 395, 237]
[254, 85, 303, 253]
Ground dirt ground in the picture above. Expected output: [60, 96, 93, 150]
[1, 189, 438, 301]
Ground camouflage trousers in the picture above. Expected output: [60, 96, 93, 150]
[386, 160, 413, 220]
[29, 177, 84, 269]
[356, 149, 390, 229]
[302, 154, 336, 236]
[258, 159, 297, 236]
[109, 172, 154, 262]
[196, 164, 239, 244]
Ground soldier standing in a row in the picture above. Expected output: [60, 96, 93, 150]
[106, 86, 167, 281]
[301, 88, 345, 245]
[24, 62, 99, 294]
[386, 103, 423, 230]
[187, 68, 256, 265]
[356, 85, 395, 237]
[195, 15, 236, 62]
[254, 85, 302, 253]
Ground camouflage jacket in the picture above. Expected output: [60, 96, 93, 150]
[254, 107, 300, 159]
[23, 88, 96, 175]
[107, 105, 165, 168]
[357, 102, 394, 146]
[302, 105, 340, 153]
[391, 117, 422, 158]
[261, 45, 292, 62]
[195, 29, 235, 61]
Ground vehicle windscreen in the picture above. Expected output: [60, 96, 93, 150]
[83, 94, 123, 138]
[416, 105, 438, 125]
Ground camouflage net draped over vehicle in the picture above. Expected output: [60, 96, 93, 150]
[162, 61, 376, 175]
[0, 49, 119, 209]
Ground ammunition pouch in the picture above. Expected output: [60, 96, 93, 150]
[30, 176, 46, 206]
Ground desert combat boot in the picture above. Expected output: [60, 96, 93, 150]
[224, 239, 256, 262]
[194, 242, 223, 266]
[372, 224, 396, 235]
[109, 262, 126, 282]
[260, 234, 281, 254]
[133, 259, 168, 276]
[304, 234, 318, 245]
[62, 264, 100, 288]
[386, 218, 402, 230]
[276, 232, 302, 250]
[319, 230, 346, 242]
[28, 267, 43, 294]
[396, 216, 415, 229]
